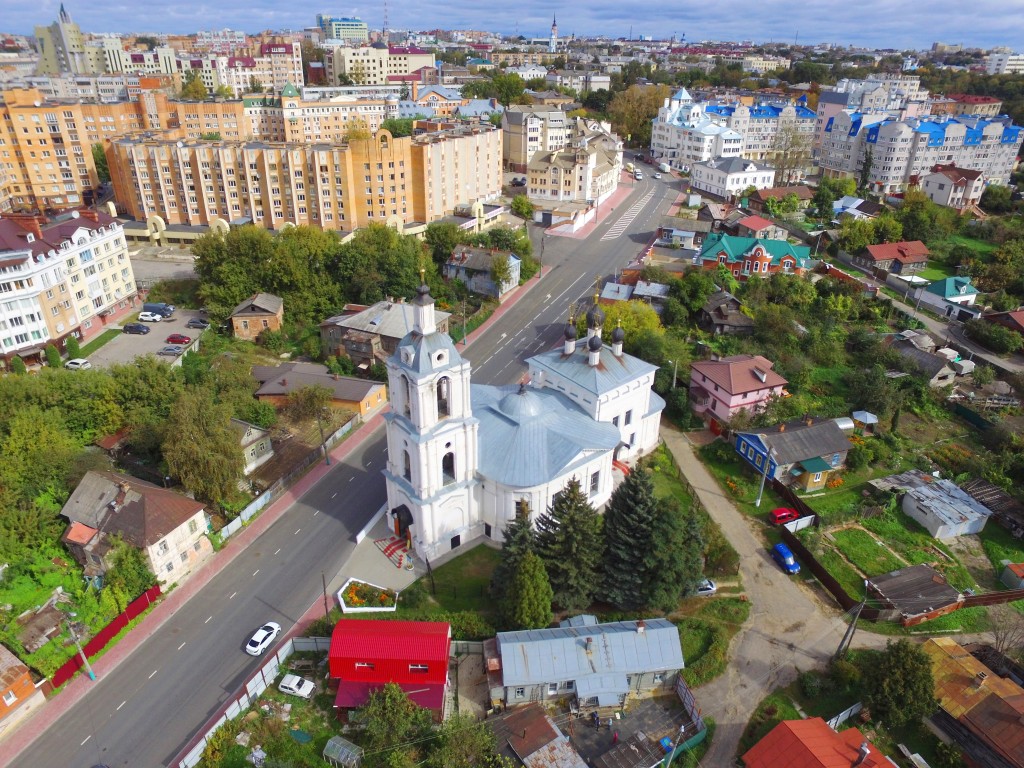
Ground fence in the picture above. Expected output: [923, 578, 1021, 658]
[826, 701, 863, 730]
[49, 584, 162, 689]
[450, 640, 484, 657]
[293, 636, 332, 653]
[219, 416, 357, 540]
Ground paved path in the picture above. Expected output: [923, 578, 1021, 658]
[660, 427, 889, 765]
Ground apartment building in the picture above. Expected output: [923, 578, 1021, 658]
[490, 51, 556, 67]
[526, 121, 623, 205]
[543, 70, 611, 94]
[34, 5, 105, 76]
[12, 73, 177, 103]
[316, 16, 369, 44]
[931, 94, 1004, 118]
[690, 156, 776, 200]
[820, 111, 1023, 193]
[246, 84, 396, 142]
[741, 55, 788, 74]
[107, 123, 501, 232]
[0, 209, 137, 364]
[985, 52, 1024, 75]
[813, 74, 929, 152]
[324, 45, 435, 87]
[502, 105, 574, 171]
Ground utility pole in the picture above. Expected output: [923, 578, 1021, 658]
[462, 299, 467, 345]
[64, 613, 96, 681]
[754, 437, 774, 508]
[322, 572, 331, 625]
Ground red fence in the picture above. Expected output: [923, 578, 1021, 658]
[49, 584, 162, 689]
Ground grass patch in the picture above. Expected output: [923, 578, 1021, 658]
[917, 262, 954, 282]
[739, 693, 801, 755]
[78, 328, 121, 357]
[815, 547, 868, 599]
[675, 597, 750, 688]
[942, 233, 998, 256]
[862, 511, 950, 567]
[697, 442, 788, 518]
[832, 527, 905, 577]
[979, 523, 1024, 575]
[146, 278, 200, 308]
[420, 545, 502, 614]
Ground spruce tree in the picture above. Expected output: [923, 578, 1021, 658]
[490, 499, 534, 607]
[602, 463, 658, 610]
[645, 498, 705, 612]
[506, 552, 553, 630]
[535, 477, 603, 612]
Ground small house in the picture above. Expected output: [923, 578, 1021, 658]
[851, 410, 878, 435]
[867, 565, 963, 625]
[743, 718, 893, 768]
[689, 354, 787, 429]
[697, 291, 754, 336]
[747, 185, 813, 215]
[854, 241, 929, 275]
[0, 644, 43, 736]
[230, 418, 274, 475]
[443, 246, 521, 300]
[694, 234, 811, 281]
[919, 165, 985, 211]
[734, 214, 786, 240]
[925, 276, 978, 306]
[320, 301, 451, 369]
[490, 703, 587, 768]
[251, 362, 386, 418]
[1000, 563, 1024, 590]
[902, 479, 993, 539]
[886, 337, 956, 388]
[735, 418, 853, 492]
[229, 292, 284, 341]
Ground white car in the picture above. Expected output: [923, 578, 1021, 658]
[138, 311, 163, 322]
[695, 578, 718, 597]
[652, 172, 663, 179]
[278, 674, 316, 699]
[65, 358, 92, 370]
[245, 622, 282, 656]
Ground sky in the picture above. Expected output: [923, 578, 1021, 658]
[8, 0, 1024, 51]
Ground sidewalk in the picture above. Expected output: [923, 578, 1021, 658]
[547, 180, 641, 240]
[1, 274, 544, 767]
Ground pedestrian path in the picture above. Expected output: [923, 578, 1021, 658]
[600, 189, 656, 240]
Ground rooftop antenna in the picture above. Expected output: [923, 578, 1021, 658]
[383, 0, 389, 41]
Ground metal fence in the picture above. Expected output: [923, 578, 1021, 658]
[450, 640, 484, 656]
[826, 702, 863, 730]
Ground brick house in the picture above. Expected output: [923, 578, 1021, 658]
[0, 644, 43, 737]
[443, 246, 521, 299]
[229, 292, 284, 341]
[320, 301, 451, 370]
[853, 240, 929, 275]
[695, 234, 811, 281]
[689, 354, 788, 428]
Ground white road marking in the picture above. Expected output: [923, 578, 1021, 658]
[117, 701, 126, 711]
[313, 510, 319, 516]
[274, 548, 281, 555]
[178, 642, 186, 650]
[294, 528, 301, 535]
[81, 736, 91, 746]
[229, 592, 236, 599]
[601, 189, 657, 241]
[205, 616, 213, 624]
[253, 569, 259, 576]
[148, 669, 157, 679]
[348, 477, 353, 482]
[366, 461, 372, 467]
[331, 492, 337, 499]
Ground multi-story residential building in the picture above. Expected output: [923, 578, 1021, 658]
[819, 111, 1024, 194]
[0, 209, 137, 364]
[245, 84, 396, 142]
[813, 74, 929, 153]
[316, 15, 369, 44]
[490, 51, 556, 67]
[195, 29, 248, 53]
[526, 120, 623, 205]
[107, 122, 501, 232]
[919, 164, 986, 211]
[210, 43, 304, 97]
[34, 5, 105, 76]
[502, 105, 572, 171]
[741, 55, 788, 74]
[324, 45, 435, 87]
[690, 156, 776, 200]
[689, 354, 787, 427]
[11, 73, 177, 103]
[931, 94, 1004, 118]
[543, 70, 610, 95]
[985, 51, 1024, 75]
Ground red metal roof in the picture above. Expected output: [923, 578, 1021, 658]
[864, 240, 930, 265]
[690, 354, 787, 396]
[333, 680, 446, 711]
[329, 619, 450, 684]
[743, 718, 889, 768]
[737, 215, 774, 232]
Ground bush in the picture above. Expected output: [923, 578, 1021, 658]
[830, 657, 862, 688]
[798, 670, 823, 698]
[965, 319, 1024, 354]
[65, 335, 81, 358]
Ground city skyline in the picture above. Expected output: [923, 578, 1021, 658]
[7, 0, 1024, 51]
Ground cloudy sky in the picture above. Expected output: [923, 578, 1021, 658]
[9, 0, 1024, 50]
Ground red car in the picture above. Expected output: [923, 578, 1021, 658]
[165, 333, 192, 345]
[769, 507, 801, 525]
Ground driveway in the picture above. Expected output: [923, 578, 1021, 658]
[85, 310, 206, 368]
[660, 427, 888, 764]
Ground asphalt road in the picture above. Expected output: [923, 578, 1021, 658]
[10, 175, 680, 768]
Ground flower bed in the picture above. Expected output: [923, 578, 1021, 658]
[337, 578, 398, 614]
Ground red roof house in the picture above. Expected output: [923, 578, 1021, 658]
[735, 214, 785, 240]
[689, 354, 787, 429]
[855, 241, 930, 275]
[742, 718, 893, 768]
[328, 619, 451, 719]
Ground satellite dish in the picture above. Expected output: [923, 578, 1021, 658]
[71, 210, 80, 218]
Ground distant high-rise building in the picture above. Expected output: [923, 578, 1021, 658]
[985, 51, 1024, 75]
[34, 4, 105, 75]
[316, 15, 370, 43]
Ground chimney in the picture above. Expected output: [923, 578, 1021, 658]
[636, 619, 646, 634]
[852, 742, 870, 768]
[280, 378, 287, 386]
[411, 80, 418, 100]
[6, 213, 44, 241]
[78, 208, 99, 223]
[974, 671, 988, 689]
[585, 637, 593, 653]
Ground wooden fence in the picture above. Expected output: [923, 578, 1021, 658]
[48, 584, 162, 689]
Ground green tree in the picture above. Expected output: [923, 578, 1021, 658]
[510, 193, 534, 220]
[8, 356, 26, 375]
[646, 497, 705, 611]
[601, 463, 658, 609]
[180, 70, 209, 100]
[381, 117, 420, 137]
[965, 319, 1024, 354]
[980, 184, 1013, 214]
[246, 75, 264, 94]
[162, 390, 244, 507]
[535, 477, 603, 611]
[91, 143, 110, 183]
[505, 551, 554, 630]
[104, 536, 157, 605]
[863, 639, 937, 729]
[671, 269, 718, 318]
[0, 406, 81, 506]
[359, 683, 433, 768]
[607, 84, 670, 147]
[199, 131, 222, 140]
[213, 85, 234, 99]
[135, 35, 159, 51]
[972, 364, 995, 387]
[897, 188, 937, 243]
[65, 335, 81, 359]
[490, 499, 535, 607]
[427, 712, 509, 768]
[425, 222, 467, 264]
[45, 344, 61, 368]
[490, 253, 512, 290]
[857, 146, 874, 193]
[287, 384, 335, 463]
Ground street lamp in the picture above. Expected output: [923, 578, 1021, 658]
[665, 359, 679, 390]
[538, 235, 548, 279]
[754, 435, 776, 508]
[63, 612, 96, 681]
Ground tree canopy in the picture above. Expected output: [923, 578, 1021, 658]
[863, 640, 937, 729]
[534, 477, 603, 611]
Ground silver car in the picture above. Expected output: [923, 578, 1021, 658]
[278, 674, 316, 699]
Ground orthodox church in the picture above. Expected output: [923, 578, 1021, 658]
[382, 284, 664, 561]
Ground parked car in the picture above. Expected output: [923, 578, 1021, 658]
[510, 177, 526, 187]
[138, 311, 163, 322]
[695, 578, 717, 597]
[142, 302, 175, 317]
[157, 345, 184, 356]
[634, 171, 644, 180]
[186, 317, 211, 330]
[245, 622, 282, 656]
[123, 322, 151, 335]
[165, 334, 192, 345]
[771, 543, 801, 575]
[769, 507, 801, 526]
[278, 674, 316, 699]
[65, 358, 92, 370]
[652, 172, 663, 179]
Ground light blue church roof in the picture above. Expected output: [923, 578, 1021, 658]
[473, 384, 620, 488]
[528, 341, 658, 397]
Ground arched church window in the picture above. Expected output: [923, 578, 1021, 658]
[401, 375, 411, 418]
[442, 452, 455, 485]
[436, 376, 451, 418]
[403, 450, 412, 482]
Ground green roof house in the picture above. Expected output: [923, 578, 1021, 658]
[924, 276, 978, 306]
[695, 234, 811, 281]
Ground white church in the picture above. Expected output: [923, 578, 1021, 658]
[382, 283, 665, 562]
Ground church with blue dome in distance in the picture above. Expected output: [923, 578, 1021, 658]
[382, 282, 664, 563]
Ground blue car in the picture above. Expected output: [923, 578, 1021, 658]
[772, 543, 801, 575]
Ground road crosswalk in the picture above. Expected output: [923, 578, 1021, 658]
[600, 188, 656, 241]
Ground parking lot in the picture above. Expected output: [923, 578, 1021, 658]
[86, 309, 208, 368]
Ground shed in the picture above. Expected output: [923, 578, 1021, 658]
[867, 564, 963, 626]
[851, 410, 878, 435]
[1001, 563, 1024, 590]
[902, 479, 993, 539]
[953, 359, 976, 375]
[323, 735, 363, 767]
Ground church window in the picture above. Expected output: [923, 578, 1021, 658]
[403, 450, 412, 482]
[590, 471, 600, 496]
[624, 410, 633, 425]
[401, 375, 411, 418]
[484, 523, 492, 538]
[436, 376, 451, 418]
[442, 452, 456, 485]
[450, 534, 461, 549]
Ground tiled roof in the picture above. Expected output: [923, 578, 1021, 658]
[0, 209, 119, 259]
[691, 354, 787, 396]
[750, 186, 814, 202]
[0, 643, 29, 690]
[742, 718, 889, 768]
[64, 521, 98, 545]
[924, 637, 1023, 719]
[737, 215, 775, 232]
[229, 292, 283, 317]
[864, 240, 930, 264]
[928, 163, 983, 183]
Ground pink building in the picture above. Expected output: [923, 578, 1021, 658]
[689, 355, 788, 430]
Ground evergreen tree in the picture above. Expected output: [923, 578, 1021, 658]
[602, 464, 658, 610]
[490, 499, 534, 606]
[44, 344, 61, 368]
[506, 552, 553, 630]
[535, 477, 603, 611]
[65, 335, 81, 359]
[645, 498, 705, 612]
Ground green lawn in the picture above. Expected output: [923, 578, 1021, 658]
[739, 693, 802, 755]
[979, 523, 1024, 576]
[79, 328, 121, 357]
[697, 442, 788, 518]
[815, 547, 868, 600]
[831, 527, 905, 577]
[675, 597, 750, 688]
[944, 233, 998, 256]
[422, 545, 502, 614]
[917, 262, 955, 282]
